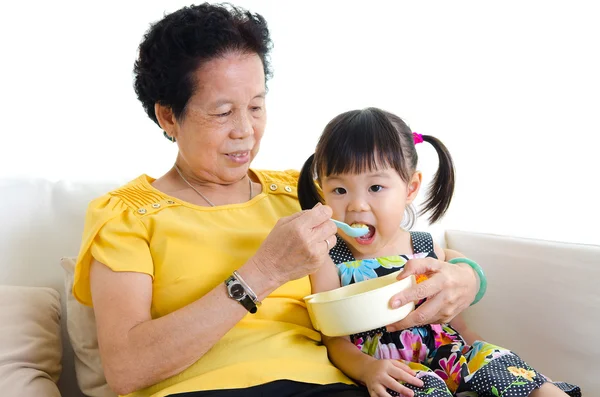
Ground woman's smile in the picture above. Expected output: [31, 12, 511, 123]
[226, 150, 251, 164]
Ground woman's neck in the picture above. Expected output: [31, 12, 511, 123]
[152, 166, 259, 207]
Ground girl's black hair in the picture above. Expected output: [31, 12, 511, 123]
[298, 107, 455, 226]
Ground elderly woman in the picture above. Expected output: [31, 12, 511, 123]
[73, 3, 482, 397]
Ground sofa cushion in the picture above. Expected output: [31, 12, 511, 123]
[0, 285, 62, 397]
[61, 257, 116, 397]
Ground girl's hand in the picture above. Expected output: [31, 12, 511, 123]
[387, 257, 478, 332]
[361, 359, 423, 397]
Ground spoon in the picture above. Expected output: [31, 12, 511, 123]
[331, 219, 370, 238]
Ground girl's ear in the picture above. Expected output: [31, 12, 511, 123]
[406, 171, 422, 204]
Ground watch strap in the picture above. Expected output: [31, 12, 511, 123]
[225, 274, 258, 314]
[239, 295, 258, 314]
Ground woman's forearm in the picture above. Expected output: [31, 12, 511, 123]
[444, 248, 480, 299]
[117, 285, 250, 392]
[92, 260, 279, 395]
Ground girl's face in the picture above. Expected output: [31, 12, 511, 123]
[321, 162, 421, 258]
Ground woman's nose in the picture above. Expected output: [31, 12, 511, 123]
[231, 110, 253, 139]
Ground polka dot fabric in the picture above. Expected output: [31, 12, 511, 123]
[408, 231, 433, 254]
[329, 236, 355, 264]
[328, 232, 581, 396]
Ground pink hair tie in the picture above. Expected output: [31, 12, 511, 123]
[413, 132, 424, 145]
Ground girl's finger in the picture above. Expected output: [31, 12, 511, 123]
[391, 360, 418, 376]
[388, 366, 424, 388]
[382, 375, 415, 397]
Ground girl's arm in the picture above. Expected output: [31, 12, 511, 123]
[309, 255, 341, 294]
[311, 257, 423, 395]
[309, 258, 374, 381]
[448, 313, 482, 345]
[323, 335, 423, 396]
[322, 335, 377, 382]
[309, 258, 377, 382]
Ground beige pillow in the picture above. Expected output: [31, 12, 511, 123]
[60, 257, 116, 397]
[0, 285, 62, 397]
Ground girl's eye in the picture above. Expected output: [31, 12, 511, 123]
[369, 185, 383, 193]
[333, 187, 347, 195]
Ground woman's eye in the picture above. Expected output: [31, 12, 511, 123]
[333, 187, 347, 195]
[215, 111, 232, 117]
[251, 106, 262, 112]
[369, 185, 383, 193]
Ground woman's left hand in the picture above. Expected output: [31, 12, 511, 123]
[386, 257, 478, 332]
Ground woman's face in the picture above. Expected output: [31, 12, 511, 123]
[173, 52, 267, 184]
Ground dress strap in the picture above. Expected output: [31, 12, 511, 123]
[329, 236, 355, 265]
[409, 231, 434, 254]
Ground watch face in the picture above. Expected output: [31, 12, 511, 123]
[230, 283, 245, 299]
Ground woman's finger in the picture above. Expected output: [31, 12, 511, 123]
[389, 273, 442, 310]
[396, 257, 442, 280]
[297, 203, 333, 229]
[323, 235, 337, 252]
[311, 219, 338, 245]
[276, 207, 315, 227]
[387, 294, 447, 332]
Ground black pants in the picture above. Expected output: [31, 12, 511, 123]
[168, 380, 369, 397]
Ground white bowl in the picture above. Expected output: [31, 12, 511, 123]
[303, 271, 415, 337]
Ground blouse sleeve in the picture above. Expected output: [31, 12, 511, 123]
[73, 194, 153, 306]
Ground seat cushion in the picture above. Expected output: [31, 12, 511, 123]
[0, 285, 62, 397]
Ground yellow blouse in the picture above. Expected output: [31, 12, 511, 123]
[73, 169, 352, 397]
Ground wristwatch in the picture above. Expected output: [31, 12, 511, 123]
[225, 271, 260, 314]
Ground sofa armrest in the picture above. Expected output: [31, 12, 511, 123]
[446, 229, 599, 394]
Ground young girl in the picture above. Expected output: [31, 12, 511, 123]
[297, 108, 580, 397]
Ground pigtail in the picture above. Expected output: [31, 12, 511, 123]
[297, 153, 323, 210]
[420, 135, 455, 224]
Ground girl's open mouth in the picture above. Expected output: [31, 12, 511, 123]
[352, 224, 375, 245]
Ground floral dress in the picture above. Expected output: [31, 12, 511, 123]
[329, 232, 581, 397]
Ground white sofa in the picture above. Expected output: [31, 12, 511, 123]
[0, 178, 598, 396]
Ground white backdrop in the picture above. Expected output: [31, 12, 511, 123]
[1, 0, 598, 245]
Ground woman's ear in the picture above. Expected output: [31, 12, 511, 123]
[154, 103, 178, 141]
[406, 171, 422, 204]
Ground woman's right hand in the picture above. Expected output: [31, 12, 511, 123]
[252, 203, 337, 285]
[361, 359, 423, 397]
